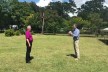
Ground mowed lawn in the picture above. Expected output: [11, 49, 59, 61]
[0, 34, 108, 72]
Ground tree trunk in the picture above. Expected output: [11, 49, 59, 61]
[41, 12, 44, 34]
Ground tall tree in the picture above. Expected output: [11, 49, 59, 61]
[11, 1, 34, 27]
[78, 0, 105, 20]
[88, 13, 103, 34]
[0, 0, 15, 29]
[47, 1, 76, 19]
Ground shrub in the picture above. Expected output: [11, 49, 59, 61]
[5, 29, 14, 37]
[14, 30, 20, 36]
[31, 31, 35, 35]
[19, 28, 25, 35]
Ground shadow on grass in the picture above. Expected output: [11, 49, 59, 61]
[67, 54, 77, 58]
[30, 56, 34, 61]
[98, 39, 108, 45]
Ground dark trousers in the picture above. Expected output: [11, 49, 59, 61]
[26, 41, 32, 62]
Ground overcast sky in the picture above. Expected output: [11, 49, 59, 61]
[19, 0, 108, 16]
[19, 0, 108, 7]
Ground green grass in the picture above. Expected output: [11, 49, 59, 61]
[0, 34, 108, 72]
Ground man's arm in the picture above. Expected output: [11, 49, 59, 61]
[68, 31, 73, 36]
[26, 32, 31, 47]
[26, 39, 31, 47]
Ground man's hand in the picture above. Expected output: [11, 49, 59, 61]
[26, 39, 31, 47]
[29, 43, 31, 47]
[68, 31, 72, 35]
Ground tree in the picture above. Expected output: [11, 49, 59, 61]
[0, 0, 15, 29]
[77, 0, 108, 35]
[101, 6, 108, 22]
[69, 16, 90, 29]
[30, 2, 39, 13]
[28, 13, 42, 33]
[78, 0, 105, 20]
[88, 13, 103, 35]
[44, 9, 63, 33]
[39, 7, 45, 34]
[11, 1, 34, 27]
[47, 1, 76, 19]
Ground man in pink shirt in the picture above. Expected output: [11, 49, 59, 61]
[25, 25, 33, 63]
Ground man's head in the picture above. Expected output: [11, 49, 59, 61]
[27, 25, 31, 31]
[73, 24, 77, 29]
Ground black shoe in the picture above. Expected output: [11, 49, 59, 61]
[26, 61, 31, 63]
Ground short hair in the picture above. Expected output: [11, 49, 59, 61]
[27, 25, 31, 29]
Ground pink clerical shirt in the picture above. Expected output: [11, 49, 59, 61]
[25, 30, 33, 42]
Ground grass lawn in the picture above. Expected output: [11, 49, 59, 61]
[0, 34, 108, 72]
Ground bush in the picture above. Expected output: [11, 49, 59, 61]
[19, 28, 25, 35]
[14, 30, 20, 36]
[5, 29, 14, 37]
[31, 31, 35, 35]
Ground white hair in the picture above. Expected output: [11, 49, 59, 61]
[27, 25, 31, 29]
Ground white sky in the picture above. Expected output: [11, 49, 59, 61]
[36, 0, 63, 7]
[36, 0, 108, 7]
[36, 0, 108, 17]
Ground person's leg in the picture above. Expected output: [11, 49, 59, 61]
[75, 40, 80, 59]
[29, 42, 32, 59]
[26, 42, 30, 63]
[73, 40, 77, 58]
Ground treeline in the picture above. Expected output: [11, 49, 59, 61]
[0, 0, 108, 34]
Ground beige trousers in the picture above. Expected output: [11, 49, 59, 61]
[73, 40, 80, 58]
